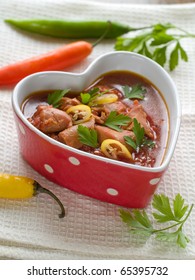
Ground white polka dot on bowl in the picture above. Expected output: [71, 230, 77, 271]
[68, 157, 80, 166]
[107, 188, 119, 196]
[149, 178, 161, 185]
[18, 123, 25, 135]
[44, 164, 54, 174]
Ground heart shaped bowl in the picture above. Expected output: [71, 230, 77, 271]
[12, 51, 181, 208]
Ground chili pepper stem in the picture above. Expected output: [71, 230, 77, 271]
[34, 181, 65, 218]
[92, 21, 112, 47]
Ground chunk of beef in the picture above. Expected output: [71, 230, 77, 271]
[58, 117, 95, 149]
[95, 125, 135, 147]
[91, 106, 109, 124]
[28, 105, 72, 134]
[92, 101, 127, 125]
[104, 101, 127, 114]
[59, 97, 81, 111]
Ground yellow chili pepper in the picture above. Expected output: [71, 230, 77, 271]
[0, 173, 65, 218]
[66, 104, 91, 124]
[101, 139, 132, 161]
[92, 93, 118, 105]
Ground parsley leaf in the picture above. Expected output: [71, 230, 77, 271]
[77, 125, 98, 148]
[153, 193, 189, 223]
[122, 84, 146, 100]
[124, 118, 144, 150]
[80, 88, 99, 104]
[80, 93, 91, 104]
[120, 193, 194, 248]
[155, 231, 178, 242]
[119, 209, 153, 237]
[48, 88, 70, 108]
[177, 231, 190, 249]
[154, 230, 189, 248]
[152, 194, 177, 222]
[124, 118, 155, 151]
[142, 138, 155, 149]
[178, 42, 188, 62]
[115, 23, 195, 71]
[153, 46, 167, 67]
[80, 88, 108, 106]
[133, 118, 145, 147]
[104, 111, 131, 132]
[173, 193, 189, 220]
[123, 136, 137, 150]
[169, 42, 179, 71]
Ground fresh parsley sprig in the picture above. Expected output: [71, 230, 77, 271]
[80, 87, 110, 106]
[115, 23, 195, 71]
[104, 111, 131, 132]
[122, 84, 146, 100]
[132, 118, 145, 147]
[80, 88, 99, 105]
[47, 88, 70, 108]
[77, 125, 98, 148]
[124, 118, 155, 151]
[119, 193, 194, 248]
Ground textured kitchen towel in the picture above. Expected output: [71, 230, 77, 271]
[0, 0, 195, 260]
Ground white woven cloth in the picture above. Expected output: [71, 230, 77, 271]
[0, 0, 195, 260]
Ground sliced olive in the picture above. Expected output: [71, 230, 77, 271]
[66, 104, 91, 124]
[101, 139, 132, 161]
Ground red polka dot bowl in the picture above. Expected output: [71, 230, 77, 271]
[12, 51, 181, 208]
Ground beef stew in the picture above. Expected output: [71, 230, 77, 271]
[22, 70, 169, 167]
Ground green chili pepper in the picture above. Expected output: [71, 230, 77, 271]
[5, 19, 134, 39]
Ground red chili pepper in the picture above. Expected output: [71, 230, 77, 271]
[0, 41, 92, 86]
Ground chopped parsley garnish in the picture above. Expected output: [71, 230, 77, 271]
[104, 111, 131, 132]
[132, 118, 145, 147]
[47, 88, 70, 108]
[122, 84, 146, 100]
[77, 125, 98, 148]
[80, 88, 99, 104]
[142, 138, 156, 149]
[80, 93, 91, 104]
[124, 135, 137, 150]
[124, 118, 155, 151]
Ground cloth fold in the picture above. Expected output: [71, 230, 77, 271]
[0, 0, 195, 259]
